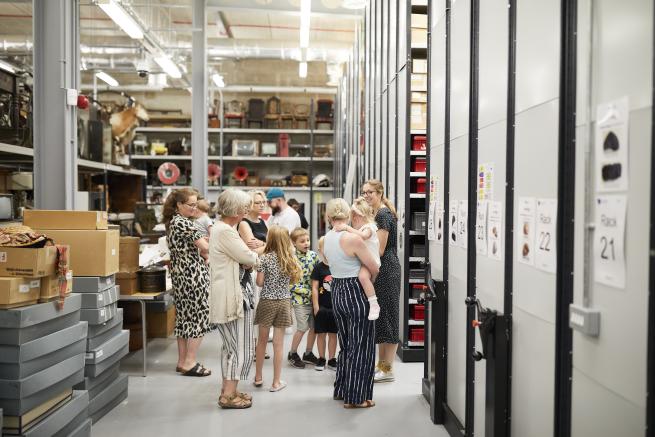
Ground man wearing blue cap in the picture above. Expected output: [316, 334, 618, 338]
[266, 188, 301, 233]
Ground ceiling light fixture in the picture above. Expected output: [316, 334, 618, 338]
[211, 73, 225, 88]
[95, 71, 119, 87]
[299, 0, 311, 48]
[299, 61, 307, 78]
[154, 55, 182, 79]
[97, 0, 144, 40]
[0, 59, 17, 74]
[341, 0, 367, 9]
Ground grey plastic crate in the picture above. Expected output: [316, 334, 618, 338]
[0, 354, 85, 416]
[79, 286, 118, 309]
[80, 303, 117, 326]
[74, 362, 120, 399]
[21, 390, 89, 437]
[0, 322, 88, 380]
[412, 212, 427, 232]
[72, 275, 115, 293]
[87, 308, 123, 340]
[0, 295, 81, 345]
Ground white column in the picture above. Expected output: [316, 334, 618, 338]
[191, 0, 208, 198]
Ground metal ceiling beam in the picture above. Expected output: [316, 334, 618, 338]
[206, 5, 363, 20]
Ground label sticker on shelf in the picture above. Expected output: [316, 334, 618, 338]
[593, 195, 627, 288]
[96, 350, 104, 358]
[0, 252, 6, 263]
[30, 280, 40, 288]
[535, 198, 557, 274]
[100, 309, 106, 318]
[487, 201, 503, 261]
[476, 200, 488, 256]
[517, 197, 536, 266]
[19, 284, 30, 293]
[458, 200, 468, 249]
[449, 204, 458, 246]
[111, 249, 116, 256]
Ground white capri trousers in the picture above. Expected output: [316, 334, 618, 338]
[215, 307, 255, 381]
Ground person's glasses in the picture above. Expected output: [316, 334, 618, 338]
[361, 190, 376, 196]
[184, 202, 198, 209]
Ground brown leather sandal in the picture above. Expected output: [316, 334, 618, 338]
[344, 400, 376, 409]
[218, 393, 252, 409]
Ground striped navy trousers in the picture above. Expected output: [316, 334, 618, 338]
[215, 307, 255, 381]
[332, 277, 376, 405]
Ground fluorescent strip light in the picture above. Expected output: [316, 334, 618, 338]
[96, 71, 119, 87]
[299, 0, 311, 48]
[341, 0, 367, 9]
[211, 73, 225, 88]
[0, 59, 17, 74]
[97, 0, 144, 40]
[154, 55, 182, 79]
[299, 62, 307, 78]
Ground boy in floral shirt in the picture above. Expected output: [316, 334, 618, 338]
[287, 227, 320, 368]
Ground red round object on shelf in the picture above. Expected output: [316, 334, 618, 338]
[157, 162, 181, 185]
[208, 163, 221, 181]
[77, 94, 89, 110]
[232, 166, 248, 182]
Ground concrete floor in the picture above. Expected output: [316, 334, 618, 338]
[91, 331, 449, 437]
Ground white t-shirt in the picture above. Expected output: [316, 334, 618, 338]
[361, 222, 381, 267]
[194, 214, 214, 237]
[267, 206, 301, 234]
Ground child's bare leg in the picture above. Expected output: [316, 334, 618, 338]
[327, 333, 338, 360]
[317, 333, 327, 358]
[359, 267, 380, 320]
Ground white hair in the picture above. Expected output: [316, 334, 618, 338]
[216, 188, 252, 218]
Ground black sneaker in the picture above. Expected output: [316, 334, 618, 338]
[315, 357, 326, 371]
[288, 352, 305, 369]
[302, 351, 319, 366]
[327, 358, 338, 371]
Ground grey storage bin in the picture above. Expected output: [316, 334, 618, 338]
[0, 322, 87, 379]
[65, 417, 92, 437]
[89, 374, 128, 418]
[73, 275, 115, 293]
[85, 329, 129, 364]
[90, 382, 128, 424]
[74, 362, 120, 398]
[87, 319, 122, 351]
[412, 212, 427, 232]
[0, 354, 84, 415]
[0, 295, 81, 345]
[412, 244, 426, 257]
[80, 303, 117, 326]
[87, 308, 123, 340]
[20, 390, 89, 437]
[79, 286, 118, 309]
[84, 332, 129, 378]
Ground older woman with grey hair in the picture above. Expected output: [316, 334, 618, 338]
[209, 188, 259, 409]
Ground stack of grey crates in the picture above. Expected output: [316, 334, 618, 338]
[73, 274, 129, 424]
[0, 294, 92, 436]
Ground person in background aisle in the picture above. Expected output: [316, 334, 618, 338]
[193, 198, 214, 237]
[311, 237, 338, 371]
[287, 198, 309, 230]
[287, 227, 320, 368]
[361, 179, 401, 383]
[162, 188, 211, 377]
[253, 226, 302, 392]
[209, 188, 259, 410]
[323, 198, 379, 408]
[332, 197, 381, 321]
[266, 188, 301, 233]
[237, 190, 270, 361]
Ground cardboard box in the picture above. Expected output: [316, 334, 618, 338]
[24, 210, 108, 230]
[411, 73, 428, 91]
[411, 13, 428, 29]
[116, 274, 138, 295]
[411, 102, 428, 130]
[412, 59, 428, 74]
[119, 237, 140, 273]
[0, 277, 41, 309]
[147, 305, 175, 338]
[411, 91, 428, 103]
[34, 229, 119, 277]
[127, 324, 143, 351]
[0, 246, 58, 278]
[411, 27, 428, 46]
[39, 270, 73, 302]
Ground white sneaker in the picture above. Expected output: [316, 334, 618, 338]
[374, 369, 395, 383]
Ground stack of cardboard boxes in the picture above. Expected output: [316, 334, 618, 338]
[410, 12, 428, 131]
[23, 210, 129, 425]
[0, 260, 90, 437]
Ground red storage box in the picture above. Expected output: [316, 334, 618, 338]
[416, 178, 427, 193]
[413, 157, 427, 172]
[412, 304, 425, 320]
[412, 135, 427, 151]
[410, 327, 425, 342]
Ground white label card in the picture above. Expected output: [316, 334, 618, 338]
[449, 204, 459, 246]
[0, 252, 6, 263]
[476, 201, 488, 256]
[96, 350, 104, 358]
[19, 284, 30, 293]
[436, 201, 444, 244]
[517, 197, 536, 266]
[535, 198, 558, 273]
[458, 200, 468, 249]
[595, 97, 629, 193]
[487, 201, 503, 261]
[30, 280, 40, 288]
[593, 195, 627, 288]
[428, 201, 437, 241]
